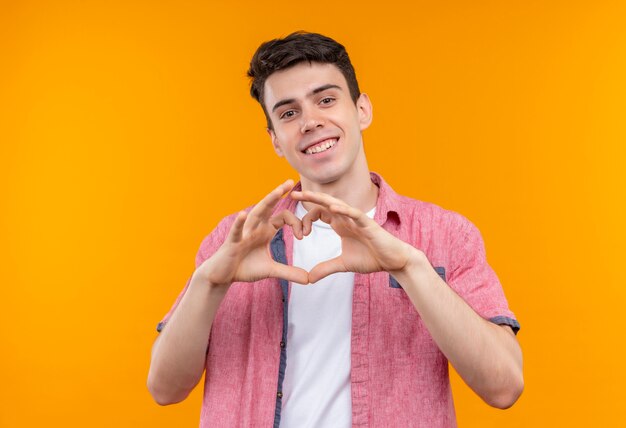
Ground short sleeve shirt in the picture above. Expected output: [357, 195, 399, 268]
[157, 172, 519, 427]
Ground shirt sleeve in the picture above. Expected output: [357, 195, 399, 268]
[156, 213, 238, 333]
[446, 215, 520, 334]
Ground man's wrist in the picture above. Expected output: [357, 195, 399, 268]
[190, 268, 231, 294]
[388, 246, 430, 283]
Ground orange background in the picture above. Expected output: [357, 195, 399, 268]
[2, 1, 625, 426]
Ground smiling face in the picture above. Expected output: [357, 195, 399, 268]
[264, 62, 373, 190]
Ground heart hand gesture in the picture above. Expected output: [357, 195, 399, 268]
[291, 190, 417, 283]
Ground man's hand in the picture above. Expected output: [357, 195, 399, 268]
[291, 190, 419, 283]
[195, 180, 309, 287]
[293, 189, 523, 408]
[149, 180, 310, 406]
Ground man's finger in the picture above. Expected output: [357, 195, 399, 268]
[247, 179, 294, 229]
[301, 206, 326, 235]
[270, 262, 310, 285]
[226, 211, 248, 243]
[292, 190, 371, 227]
[270, 210, 304, 240]
[329, 203, 372, 228]
[308, 257, 346, 284]
[291, 189, 344, 210]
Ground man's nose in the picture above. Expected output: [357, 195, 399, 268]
[300, 109, 324, 133]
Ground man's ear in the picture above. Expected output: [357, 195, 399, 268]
[267, 128, 284, 157]
[356, 93, 373, 131]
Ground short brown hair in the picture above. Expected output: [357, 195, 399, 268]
[248, 31, 361, 129]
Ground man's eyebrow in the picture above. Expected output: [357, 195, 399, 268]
[311, 84, 342, 95]
[272, 98, 295, 113]
[271, 84, 343, 113]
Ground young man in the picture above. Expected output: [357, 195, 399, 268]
[148, 32, 523, 427]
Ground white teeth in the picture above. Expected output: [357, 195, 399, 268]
[305, 139, 337, 155]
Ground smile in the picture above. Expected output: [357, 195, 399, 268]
[304, 138, 337, 155]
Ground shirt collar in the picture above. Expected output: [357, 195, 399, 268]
[369, 172, 403, 227]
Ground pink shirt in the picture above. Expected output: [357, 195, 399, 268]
[158, 173, 519, 427]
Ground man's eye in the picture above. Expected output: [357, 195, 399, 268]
[280, 110, 296, 119]
[320, 97, 335, 105]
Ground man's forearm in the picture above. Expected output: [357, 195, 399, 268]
[392, 249, 524, 409]
[147, 180, 310, 406]
[147, 274, 229, 405]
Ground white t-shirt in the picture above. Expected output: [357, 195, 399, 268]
[280, 202, 375, 428]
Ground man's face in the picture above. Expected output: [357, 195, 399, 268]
[264, 62, 372, 186]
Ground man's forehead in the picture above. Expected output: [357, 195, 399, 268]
[263, 62, 348, 105]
